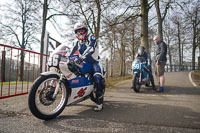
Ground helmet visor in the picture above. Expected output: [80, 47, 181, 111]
[75, 28, 86, 35]
[138, 48, 144, 55]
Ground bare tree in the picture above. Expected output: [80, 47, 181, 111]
[40, 0, 73, 72]
[181, 0, 200, 70]
[154, 0, 171, 40]
[140, 0, 153, 51]
[0, 0, 41, 81]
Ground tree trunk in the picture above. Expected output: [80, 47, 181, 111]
[140, 0, 149, 51]
[123, 44, 126, 76]
[192, 46, 196, 70]
[20, 50, 24, 81]
[166, 35, 172, 72]
[95, 0, 101, 39]
[1, 51, 6, 82]
[110, 41, 114, 77]
[198, 56, 200, 70]
[132, 27, 135, 60]
[177, 22, 182, 68]
[155, 0, 163, 40]
[40, 0, 48, 73]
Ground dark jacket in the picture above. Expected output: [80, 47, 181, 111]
[156, 41, 167, 62]
[136, 50, 151, 66]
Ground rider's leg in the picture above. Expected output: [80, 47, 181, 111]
[160, 75, 165, 87]
[92, 63, 105, 111]
[149, 72, 155, 90]
[156, 62, 166, 92]
[148, 67, 155, 90]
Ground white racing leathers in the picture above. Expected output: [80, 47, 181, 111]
[70, 34, 105, 105]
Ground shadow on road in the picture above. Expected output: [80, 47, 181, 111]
[43, 100, 200, 130]
[122, 85, 200, 96]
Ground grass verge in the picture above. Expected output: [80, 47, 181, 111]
[191, 70, 200, 86]
[0, 81, 32, 85]
[105, 74, 132, 88]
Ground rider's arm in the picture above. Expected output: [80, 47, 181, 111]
[82, 34, 99, 62]
[70, 40, 79, 56]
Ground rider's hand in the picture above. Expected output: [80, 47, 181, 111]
[75, 58, 83, 65]
[80, 55, 86, 59]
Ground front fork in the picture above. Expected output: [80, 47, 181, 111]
[139, 63, 142, 84]
[52, 74, 64, 99]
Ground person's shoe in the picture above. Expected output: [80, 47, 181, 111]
[156, 86, 164, 92]
[94, 104, 103, 111]
[152, 86, 156, 90]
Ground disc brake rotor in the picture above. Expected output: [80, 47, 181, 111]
[39, 86, 56, 106]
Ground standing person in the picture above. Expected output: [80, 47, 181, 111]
[70, 22, 105, 111]
[134, 46, 156, 90]
[153, 35, 167, 92]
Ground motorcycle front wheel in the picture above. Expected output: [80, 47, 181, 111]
[28, 74, 69, 120]
[132, 73, 141, 92]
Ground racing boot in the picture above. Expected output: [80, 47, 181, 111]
[94, 104, 103, 111]
[93, 89, 104, 111]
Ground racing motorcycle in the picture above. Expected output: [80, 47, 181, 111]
[28, 44, 105, 120]
[131, 56, 150, 92]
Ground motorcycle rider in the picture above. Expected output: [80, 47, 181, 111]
[133, 46, 156, 90]
[69, 22, 105, 111]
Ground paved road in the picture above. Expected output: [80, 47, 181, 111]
[0, 72, 200, 133]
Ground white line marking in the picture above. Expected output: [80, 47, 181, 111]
[188, 71, 197, 87]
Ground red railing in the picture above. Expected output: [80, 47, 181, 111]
[0, 44, 49, 99]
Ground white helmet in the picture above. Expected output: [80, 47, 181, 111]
[74, 22, 88, 40]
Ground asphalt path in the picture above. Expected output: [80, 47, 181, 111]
[0, 72, 200, 133]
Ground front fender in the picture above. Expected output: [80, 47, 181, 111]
[133, 70, 140, 76]
[40, 71, 72, 98]
[40, 71, 60, 77]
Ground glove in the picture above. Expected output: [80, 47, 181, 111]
[80, 55, 86, 60]
[74, 58, 83, 65]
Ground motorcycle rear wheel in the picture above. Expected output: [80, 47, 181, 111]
[132, 73, 140, 92]
[28, 74, 69, 120]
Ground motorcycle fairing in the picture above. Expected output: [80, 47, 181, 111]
[67, 84, 94, 105]
[68, 77, 91, 88]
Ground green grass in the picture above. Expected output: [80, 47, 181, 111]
[105, 74, 132, 88]
[193, 70, 200, 78]
[0, 75, 133, 87]
[0, 81, 32, 85]
[192, 70, 200, 86]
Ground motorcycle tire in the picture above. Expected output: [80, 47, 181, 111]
[132, 73, 141, 92]
[28, 74, 69, 120]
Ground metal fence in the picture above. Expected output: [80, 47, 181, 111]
[165, 64, 198, 72]
[0, 44, 48, 99]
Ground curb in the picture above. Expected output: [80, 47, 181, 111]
[188, 71, 197, 87]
